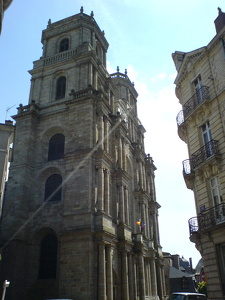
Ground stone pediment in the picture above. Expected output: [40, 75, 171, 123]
[173, 47, 206, 84]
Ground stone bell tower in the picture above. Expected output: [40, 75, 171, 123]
[0, 8, 166, 300]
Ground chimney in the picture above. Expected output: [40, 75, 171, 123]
[214, 7, 225, 34]
[5, 120, 13, 125]
[172, 254, 180, 270]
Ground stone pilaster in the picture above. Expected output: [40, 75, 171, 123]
[138, 253, 146, 300]
[97, 167, 104, 211]
[150, 258, 158, 297]
[121, 250, 129, 300]
[106, 245, 113, 300]
[98, 243, 106, 300]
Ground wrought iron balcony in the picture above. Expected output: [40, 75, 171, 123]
[176, 86, 210, 126]
[182, 140, 220, 174]
[191, 140, 220, 169]
[189, 203, 225, 234]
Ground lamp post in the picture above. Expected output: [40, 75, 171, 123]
[1, 280, 10, 300]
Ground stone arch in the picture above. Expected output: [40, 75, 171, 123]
[41, 126, 66, 161]
[50, 70, 67, 102]
[37, 166, 63, 203]
[56, 34, 71, 54]
[26, 228, 59, 299]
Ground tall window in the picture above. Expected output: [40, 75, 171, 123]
[48, 133, 65, 160]
[194, 75, 203, 103]
[211, 177, 223, 206]
[39, 234, 57, 279]
[56, 76, 66, 100]
[202, 121, 213, 157]
[44, 174, 62, 202]
[59, 38, 69, 52]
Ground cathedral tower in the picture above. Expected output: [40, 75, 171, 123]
[0, 8, 165, 300]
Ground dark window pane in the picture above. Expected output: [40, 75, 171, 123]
[56, 76, 66, 99]
[48, 133, 65, 160]
[59, 38, 69, 52]
[44, 174, 62, 202]
[39, 234, 57, 279]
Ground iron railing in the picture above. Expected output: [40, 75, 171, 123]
[191, 140, 220, 169]
[176, 86, 210, 126]
[189, 203, 225, 234]
[182, 140, 220, 175]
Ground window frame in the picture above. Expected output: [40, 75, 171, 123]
[210, 176, 223, 206]
[48, 133, 65, 161]
[59, 38, 69, 52]
[56, 76, 66, 100]
[39, 233, 58, 279]
[44, 174, 62, 202]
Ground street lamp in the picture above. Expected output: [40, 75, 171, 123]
[1, 280, 10, 300]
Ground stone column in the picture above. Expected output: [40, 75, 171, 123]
[106, 245, 113, 300]
[138, 161, 143, 189]
[147, 260, 152, 296]
[93, 69, 98, 90]
[104, 169, 109, 214]
[121, 250, 129, 300]
[118, 137, 122, 169]
[97, 167, 104, 211]
[156, 263, 163, 300]
[122, 138, 126, 170]
[150, 258, 158, 297]
[88, 63, 93, 86]
[138, 253, 146, 300]
[98, 244, 106, 300]
[128, 252, 135, 300]
[124, 186, 129, 225]
[161, 265, 166, 299]
[103, 116, 109, 152]
[119, 184, 125, 223]
[98, 113, 104, 150]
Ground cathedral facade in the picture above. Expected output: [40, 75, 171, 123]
[0, 8, 166, 300]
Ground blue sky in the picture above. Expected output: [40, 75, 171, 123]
[1, 0, 224, 267]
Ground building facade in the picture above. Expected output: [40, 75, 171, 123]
[0, 121, 14, 214]
[0, 8, 166, 300]
[173, 8, 225, 300]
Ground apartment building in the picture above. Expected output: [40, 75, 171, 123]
[173, 8, 225, 299]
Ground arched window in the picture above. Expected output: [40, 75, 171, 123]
[56, 76, 66, 100]
[44, 174, 62, 202]
[39, 234, 57, 279]
[59, 38, 69, 52]
[48, 133, 65, 160]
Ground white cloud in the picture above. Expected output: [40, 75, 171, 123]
[150, 72, 166, 82]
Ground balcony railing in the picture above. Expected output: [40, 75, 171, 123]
[182, 140, 220, 174]
[176, 86, 210, 126]
[189, 203, 225, 234]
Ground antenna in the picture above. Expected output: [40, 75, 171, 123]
[5, 105, 16, 120]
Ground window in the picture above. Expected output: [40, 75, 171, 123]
[211, 177, 223, 206]
[202, 121, 213, 157]
[48, 133, 65, 160]
[44, 174, 62, 202]
[39, 234, 57, 279]
[59, 38, 69, 52]
[56, 76, 66, 100]
[194, 75, 203, 103]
